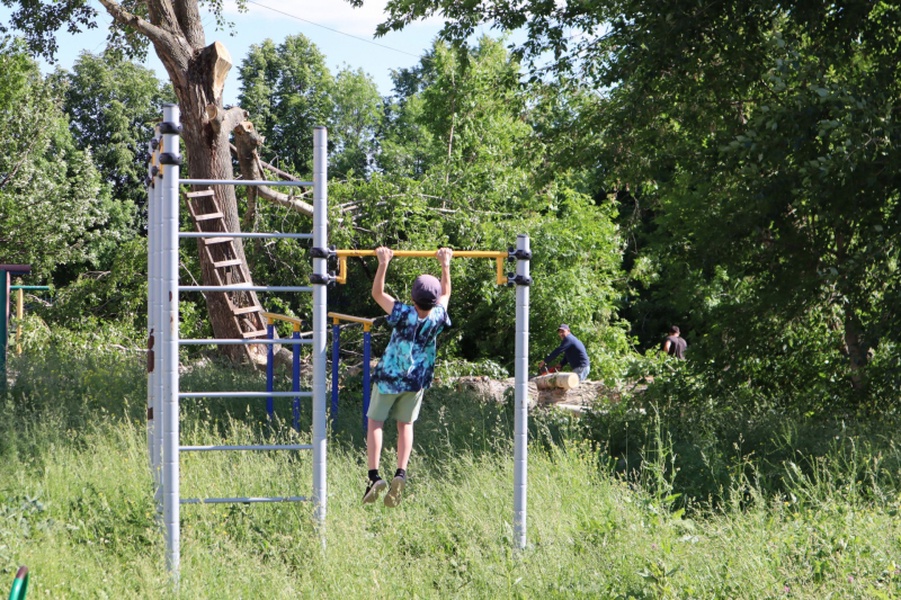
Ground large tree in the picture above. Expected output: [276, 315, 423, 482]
[364, 0, 901, 406]
[0, 0, 297, 361]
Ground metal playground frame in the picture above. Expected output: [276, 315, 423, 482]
[146, 104, 532, 580]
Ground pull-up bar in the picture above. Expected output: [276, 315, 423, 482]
[332, 249, 509, 285]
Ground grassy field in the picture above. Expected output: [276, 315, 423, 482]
[2, 342, 901, 598]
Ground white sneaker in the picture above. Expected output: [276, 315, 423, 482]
[362, 478, 387, 504]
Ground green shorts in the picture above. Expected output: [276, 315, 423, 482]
[367, 386, 425, 423]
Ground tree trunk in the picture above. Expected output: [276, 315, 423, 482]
[99, 1, 266, 363]
[534, 372, 580, 390]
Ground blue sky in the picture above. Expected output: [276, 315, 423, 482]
[0, 0, 454, 102]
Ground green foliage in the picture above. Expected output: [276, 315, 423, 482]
[58, 50, 174, 223]
[237, 35, 336, 174]
[0, 37, 121, 281]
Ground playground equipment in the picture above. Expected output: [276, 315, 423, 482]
[11, 284, 50, 355]
[146, 105, 327, 579]
[0, 265, 31, 392]
[331, 249, 509, 285]
[147, 104, 532, 581]
[327, 311, 378, 432]
[261, 312, 305, 431]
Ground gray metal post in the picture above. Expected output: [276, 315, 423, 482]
[311, 126, 328, 526]
[0, 270, 7, 395]
[160, 104, 182, 577]
[147, 128, 162, 500]
[513, 234, 530, 550]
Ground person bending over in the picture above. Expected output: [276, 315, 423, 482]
[538, 324, 590, 382]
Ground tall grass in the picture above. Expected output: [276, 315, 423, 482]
[2, 336, 901, 598]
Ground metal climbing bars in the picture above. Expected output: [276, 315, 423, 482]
[330, 249, 509, 285]
[146, 102, 532, 583]
[146, 104, 328, 580]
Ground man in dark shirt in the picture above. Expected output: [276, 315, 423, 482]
[662, 325, 687, 359]
[538, 324, 591, 381]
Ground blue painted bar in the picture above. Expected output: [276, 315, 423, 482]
[293, 330, 301, 431]
[266, 323, 275, 420]
[331, 323, 340, 424]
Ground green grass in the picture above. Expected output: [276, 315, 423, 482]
[2, 344, 901, 598]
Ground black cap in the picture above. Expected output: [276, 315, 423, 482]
[412, 274, 441, 308]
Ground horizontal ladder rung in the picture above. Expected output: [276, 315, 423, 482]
[179, 338, 312, 346]
[181, 444, 313, 452]
[242, 329, 269, 338]
[181, 496, 310, 505]
[233, 305, 262, 315]
[179, 232, 314, 240]
[185, 190, 216, 198]
[213, 258, 244, 268]
[179, 391, 313, 398]
[194, 212, 224, 221]
[203, 236, 234, 245]
[180, 285, 313, 292]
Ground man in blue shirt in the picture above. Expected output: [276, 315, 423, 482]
[363, 246, 453, 507]
[538, 324, 590, 382]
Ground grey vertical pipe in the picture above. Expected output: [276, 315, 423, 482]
[153, 134, 165, 510]
[160, 104, 181, 577]
[146, 130, 160, 499]
[513, 234, 530, 550]
[146, 135, 154, 474]
[311, 126, 328, 525]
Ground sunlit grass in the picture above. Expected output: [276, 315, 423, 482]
[2, 346, 901, 598]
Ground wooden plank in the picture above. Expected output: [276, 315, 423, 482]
[212, 258, 243, 268]
[194, 211, 224, 222]
[203, 236, 234, 245]
[185, 190, 216, 198]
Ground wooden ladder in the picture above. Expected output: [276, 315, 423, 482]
[184, 189, 267, 339]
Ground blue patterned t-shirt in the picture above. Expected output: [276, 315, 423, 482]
[373, 301, 451, 394]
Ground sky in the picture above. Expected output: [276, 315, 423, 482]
[0, 0, 455, 103]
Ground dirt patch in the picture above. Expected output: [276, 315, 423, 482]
[449, 376, 629, 412]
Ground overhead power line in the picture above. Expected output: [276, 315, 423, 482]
[245, 0, 420, 58]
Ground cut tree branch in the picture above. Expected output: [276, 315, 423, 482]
[232, 120, 314, 215]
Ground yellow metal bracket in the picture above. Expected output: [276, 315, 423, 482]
[327, 312, 378, 332]
[261, 312, 302, 333]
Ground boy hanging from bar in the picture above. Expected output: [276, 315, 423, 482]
[363, 246, 453, 506]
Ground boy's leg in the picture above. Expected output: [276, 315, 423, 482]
[386, 418, 415, 508]
[363, 419, 388, 503]
[396, 420, 413, 470]
[367, 418, 385, 470]
[364, 385, 395, 504]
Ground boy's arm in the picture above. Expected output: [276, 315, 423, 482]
[436, 247, 453, 308]
[371, 246, 396, 314]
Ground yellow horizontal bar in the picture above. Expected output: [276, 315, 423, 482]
[261, 312, 302, 331]
[327, 312, 378, 331]
[335, 249, 507, 259]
